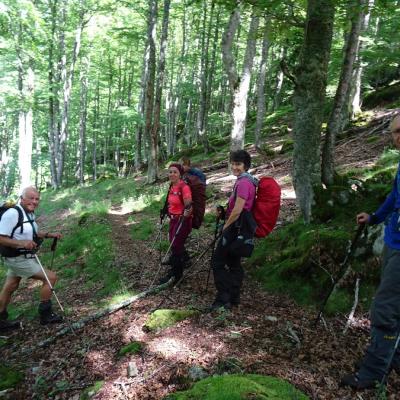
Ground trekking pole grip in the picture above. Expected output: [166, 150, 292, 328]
[51, 237, 58, 252]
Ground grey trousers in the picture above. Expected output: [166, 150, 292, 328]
[358, 245, 400, 381]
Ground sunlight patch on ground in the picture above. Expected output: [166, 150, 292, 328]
[281, 189, 296, 199]
[149, 337, 197, 360]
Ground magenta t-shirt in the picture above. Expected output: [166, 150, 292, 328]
[226, 178, 256, 217]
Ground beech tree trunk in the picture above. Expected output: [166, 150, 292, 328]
[222, 6, 259, 151]
[18, 64, 35, 190]
[349, 0, 374, 117]
[77, 56, 89, 185]
[255, 18, 270, 150]
[56, 4, 85, 187]
[292, 0, 335, 223]
[322, 0, 366, 186]
[144, 0, 157, 183]
[150, 0, 171, 182]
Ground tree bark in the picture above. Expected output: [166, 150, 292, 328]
[77, 56, 89, 185]
[292, 0, 335, 223]
[150, 0, 171, 182]
[228, 11, 260, 151]
[144, 0, 157, 183]
[57, 4, 85, 186]
[254, 18, 271, 150]
[322, 0, 366, 186]
[272, 46, 286, 112]
[349, 0, 374, 117]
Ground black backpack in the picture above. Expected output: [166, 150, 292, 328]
[0, 203, 34, 257]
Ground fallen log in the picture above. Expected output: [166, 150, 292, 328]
[19, 282, 170, 355]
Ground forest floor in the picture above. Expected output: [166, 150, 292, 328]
[2, 108, 400, 400]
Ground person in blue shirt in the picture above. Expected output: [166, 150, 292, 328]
[341, 114, 400, 389]
[181, 157, 206, 184]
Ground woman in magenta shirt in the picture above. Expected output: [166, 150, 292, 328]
[210, 150, 257, 310]
[159, 163, 192, 284]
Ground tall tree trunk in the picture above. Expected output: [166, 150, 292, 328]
[349, 0, 374, 117]
[254, 18, 270, 150]
[272, 46, 286, 112]
[150, 0, 170, 182]
[196, 0, 214, 153]
[222, 7, 259, 151]
[321, 0, 366, 186]
[292, 0, 335, 223]
[78, 56, 89, 185]
[144, 0, 157, 183]
[57, 5, 85, 186]
[47, 0, 59, 188]
[18, 65, 35, 190]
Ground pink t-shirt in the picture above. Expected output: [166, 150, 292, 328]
[226, 177, 256, 217]
[168, 181, 192, 215]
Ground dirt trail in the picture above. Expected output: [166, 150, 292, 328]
[2, 112, 400, 399]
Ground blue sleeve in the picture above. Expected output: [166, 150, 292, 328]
[369, 182, 396, 225]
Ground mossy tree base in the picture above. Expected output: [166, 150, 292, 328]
[164, 374, 309, 400]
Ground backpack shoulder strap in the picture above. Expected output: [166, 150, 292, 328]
[10, 206, 24, 238]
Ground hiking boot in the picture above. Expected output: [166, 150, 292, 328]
[158, 270, 182, 285]
[208, 300, 232, 312]
[0, 310, 20, 331]
[340, 373, 379, 390]
[38, 300, 63, 325]
[355, 358, 400, 375]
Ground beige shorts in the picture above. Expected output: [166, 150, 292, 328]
[3, 255, 42, 278]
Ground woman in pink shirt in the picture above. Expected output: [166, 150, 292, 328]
[210, 150, 257, 311]
[159, 163, 192, 284]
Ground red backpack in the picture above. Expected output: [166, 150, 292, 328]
[180, 175, 206, 229]
[252, 176, 281, 238]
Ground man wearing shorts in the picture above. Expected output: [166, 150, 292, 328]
[0, 186, 62, 330]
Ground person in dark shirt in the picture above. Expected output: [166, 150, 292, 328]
[341, 114, 400, 389]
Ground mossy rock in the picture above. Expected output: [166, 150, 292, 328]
[80, 380, 104, 400]
[164, 374, 309, 400]
[143, 309, 198, 332]
[279, 139, 294, 154]
[0, 365, 23, 391]
[363, 82, 400, 109]
[118, 341, 143, 357]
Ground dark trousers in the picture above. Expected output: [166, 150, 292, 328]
[212, 230, 244, 304]
[358, 245, 400, 381]
[168, 216, 192, 278]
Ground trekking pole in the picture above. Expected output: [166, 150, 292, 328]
[149, 216, 185, 288]
[50, 237, 58, 269]
[149, 217, 167, 252]
[314, 223, 366, 326]
[204, 205, 225, 294]
[33, 254, 76, 335]
[376, 328, 400, 398]
[154, 232, 222, 311]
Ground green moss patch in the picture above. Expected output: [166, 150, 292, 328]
[248, 172, 392, 313]
[0, 365, 23, 391]
[118, 341, 143, 357]
[279, 139, 294, 154]
[80, 380, 104, 400]
[143, 309, 198, 332]
[164, 374, 309, 400]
